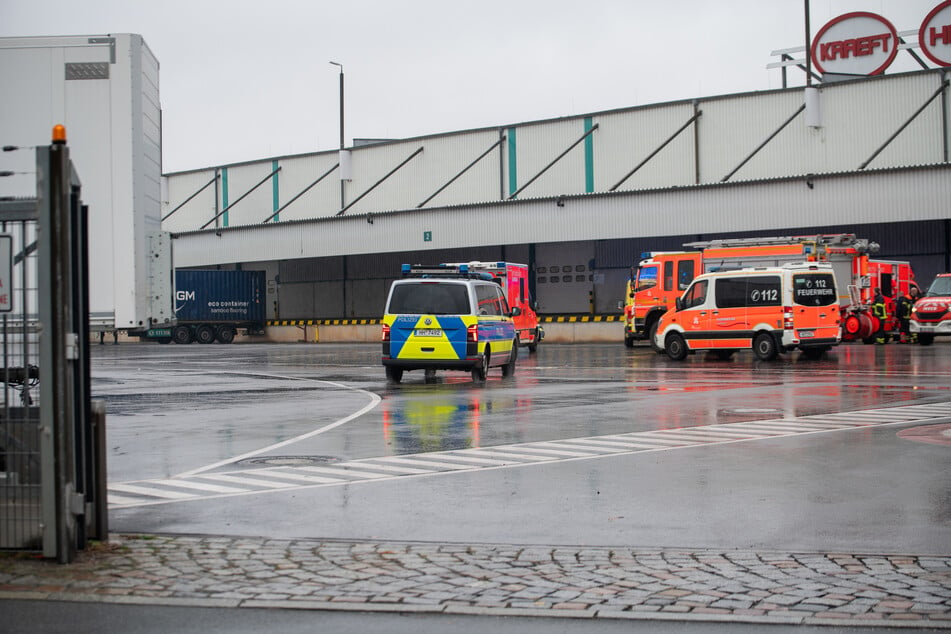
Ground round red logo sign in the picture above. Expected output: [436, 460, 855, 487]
[810, 12, 899, 76]
[919, 0, 951, 67]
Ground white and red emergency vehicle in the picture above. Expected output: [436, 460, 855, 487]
[623, 234, 916, 347]
[443, 261, 543, 351]
[910, 273, 951, 345]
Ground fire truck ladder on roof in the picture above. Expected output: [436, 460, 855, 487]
[683, 234, 877, 253]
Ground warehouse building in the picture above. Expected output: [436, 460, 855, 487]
[162, 67, 951, 326]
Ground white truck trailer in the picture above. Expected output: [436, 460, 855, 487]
[0, 34, 173, 335]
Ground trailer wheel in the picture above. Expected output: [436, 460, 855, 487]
[172, 326, 193, 345]
[196, 325, 216, 344]
[216, 327, 236, 344]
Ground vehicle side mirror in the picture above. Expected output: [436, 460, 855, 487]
[675, 297, 684, 311]
[510, 306, 521, 317]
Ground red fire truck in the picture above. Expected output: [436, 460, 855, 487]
[622, 234, 916, 347]
[444, 261, 544, 351]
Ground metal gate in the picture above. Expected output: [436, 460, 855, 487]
[0, 129, 106, 562]
[0, 205, 41, 550]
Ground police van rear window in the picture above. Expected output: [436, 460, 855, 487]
[793, 273, 837, 306]
[387, 282, 471, 315]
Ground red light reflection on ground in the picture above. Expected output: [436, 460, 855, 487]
[897, 423, 951, 447]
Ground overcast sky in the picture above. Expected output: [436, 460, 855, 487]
[0, 0, 942, 173]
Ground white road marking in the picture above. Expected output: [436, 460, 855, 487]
[242, 469, 344, 485]
[296, 465, 390, 479]
[371, 456, 473, 470]
[174, 372, 382, 478]
[110, 483, 197, 499]
[340, 461, 434, 475]
[108, 401, 951, 508]
[150, 479, 248, 494]
[197, 473, 298, 489]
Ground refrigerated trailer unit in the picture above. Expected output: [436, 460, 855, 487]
[0, 34, 173, 335]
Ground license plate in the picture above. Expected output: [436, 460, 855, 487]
[799, 330, 815, 338]
[415, 329, 443, 337]
[918, 326, 934, 333]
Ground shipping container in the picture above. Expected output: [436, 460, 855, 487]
[147, 270, 265, 344]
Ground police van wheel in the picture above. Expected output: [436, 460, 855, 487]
[753, 333, 779, 361]
[472, 351, 488, 382]
[385, 366, 404, 384]
[665, 333, 688, 361]
[502, 340, 518, 378]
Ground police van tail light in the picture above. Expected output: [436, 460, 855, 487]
[783, 306, 794, 329]
[467, 324, 479, 342]
[381, 324, 390, 342]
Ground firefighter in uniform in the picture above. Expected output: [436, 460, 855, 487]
[896, 286, 919, 344]
[872, 289, 889, 345]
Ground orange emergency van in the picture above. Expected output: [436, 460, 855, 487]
[654, 263, 841, 361]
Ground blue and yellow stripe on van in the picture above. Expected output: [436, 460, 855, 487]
[382, 313, 515, 370]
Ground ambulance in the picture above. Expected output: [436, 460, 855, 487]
[381, 263, 520, 384]
[653, 263, 842, 361]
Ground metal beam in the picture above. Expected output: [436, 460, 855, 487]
[610, 113, 701, 191]
[859, 79, 950, 170]
[162, 173, 218, 222]
[509, 124, 599, 199]
[262, 163, 338, 223]
[337, 147, 424, 216]
[417, 138, 504, 208]
[721, 104, 805, 182]
[200, 167, 281, 230]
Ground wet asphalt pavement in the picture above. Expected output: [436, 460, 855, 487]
[2, 340, 949, 629]
[95, 341, 951, 554]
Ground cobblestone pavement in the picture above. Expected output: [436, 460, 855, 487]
[1, 534, 949, 628]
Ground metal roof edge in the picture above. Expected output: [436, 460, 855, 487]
[169, 162, 951, 240]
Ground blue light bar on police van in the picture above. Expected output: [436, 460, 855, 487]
[459, 264, 469, 274]
[401, 264, 411, 274]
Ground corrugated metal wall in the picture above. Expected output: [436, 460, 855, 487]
[163, 70, 950, 232]
[163, 69, 951, 318]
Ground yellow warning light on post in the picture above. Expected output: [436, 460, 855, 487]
[52, 124, 67, 144]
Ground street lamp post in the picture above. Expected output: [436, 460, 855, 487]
[329, 61, 345, 210]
